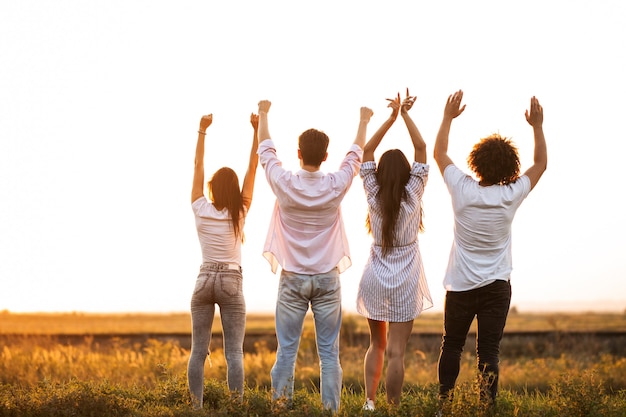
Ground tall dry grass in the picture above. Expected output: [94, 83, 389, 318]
[1, 311, 626, 416]
[2, 330, 625, 392]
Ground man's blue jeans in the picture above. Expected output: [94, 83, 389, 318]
[438, 279, 511, 402]
[271, 268, 343, 412]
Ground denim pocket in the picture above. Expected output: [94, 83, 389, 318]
[317, 275, 340, 292]
[193, 275, 209, 296]
[220, 274, 242, 297]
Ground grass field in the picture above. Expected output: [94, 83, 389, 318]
[1, 311, 625, 416]
[2, 310, 625, 335]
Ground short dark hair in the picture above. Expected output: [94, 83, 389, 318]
[467, 133, 520, 185]
[298, 128, 329, 166]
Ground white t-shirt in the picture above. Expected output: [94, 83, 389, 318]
[442, 164, 531, 291]
[192, 197, 246, 266]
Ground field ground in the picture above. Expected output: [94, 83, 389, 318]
[1, 311, 626, 416]
[2, 310, 625, 358]
[2, 310, 625, 335]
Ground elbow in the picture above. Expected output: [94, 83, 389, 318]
[363, 144, 375, 154]
[537, 155, 548, 172]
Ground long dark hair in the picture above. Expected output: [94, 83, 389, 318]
[366, 149, 423, 255]
[209, 167, 244, 242]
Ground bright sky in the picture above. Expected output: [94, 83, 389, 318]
[1, 1, 625, 314]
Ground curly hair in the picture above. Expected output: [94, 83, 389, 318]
[209, 167, 244, 242]
[467, 133, 520, 185]
[366, 149, 424, 256]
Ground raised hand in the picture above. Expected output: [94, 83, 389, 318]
[386, 92, 401, 120]
[257, 101, 272, 144]
[525, 96, 543, 128]
[401, 88, 416, 114]
[522, 96, 547, 190]
[258, 100, 271, 114]
[360, 106, 374, 123]
[199, 114, 213, 132]
[444, 90, 466, 120]
[250, 113, 259, 130]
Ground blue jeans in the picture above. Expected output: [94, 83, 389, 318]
[271, 268, 343, 412]
[438, 280, 511, 402]
[187, 263, 246, 408]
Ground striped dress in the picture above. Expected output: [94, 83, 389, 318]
[356, 161, 434, 322]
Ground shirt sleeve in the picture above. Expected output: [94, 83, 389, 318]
[258, 140, 279, 172]
[516, 175, 532, 200]
[359, 161, 378, 197]
[443, 164, 466, 191]
[326, 144, 363, 192]
[192, 196, 209, 216]
[258, 139, 289, 195]
[339, 144, 364, 176]
[406, 161, 429, 197]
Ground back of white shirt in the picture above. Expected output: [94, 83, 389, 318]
[192, 197, 245, 266]
[443, 164, 531, 291]
[258, 140, 363, 274]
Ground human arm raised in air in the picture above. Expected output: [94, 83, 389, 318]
[257, 100, 272, 145]
[241, 113, 260, 210]
[400, 88, 426, 164]
[362, 93, 400, 162]
[522, 96, 547, 190]
[354, 106, 374, 152]
[191, 114, 213, 204]
[433, 90, 466, 175]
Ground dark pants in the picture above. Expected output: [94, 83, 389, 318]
[437, 280, 511, 402]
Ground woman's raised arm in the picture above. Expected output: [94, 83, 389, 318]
[191, 114, 213, 204]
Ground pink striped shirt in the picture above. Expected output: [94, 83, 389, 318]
[258, 139, 363, 275]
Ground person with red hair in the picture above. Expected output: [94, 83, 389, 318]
[187, 112, 259, 409]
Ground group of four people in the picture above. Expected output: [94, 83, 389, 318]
[187, 89, 547, 413]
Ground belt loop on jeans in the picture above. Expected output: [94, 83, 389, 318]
[201, 262, 242, 272]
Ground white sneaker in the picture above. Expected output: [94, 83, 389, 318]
[362, 398, 375, 411]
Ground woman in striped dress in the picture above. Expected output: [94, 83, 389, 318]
[357, 90, 433, 410]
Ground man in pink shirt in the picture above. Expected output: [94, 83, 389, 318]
[256, 100, 373, 412]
